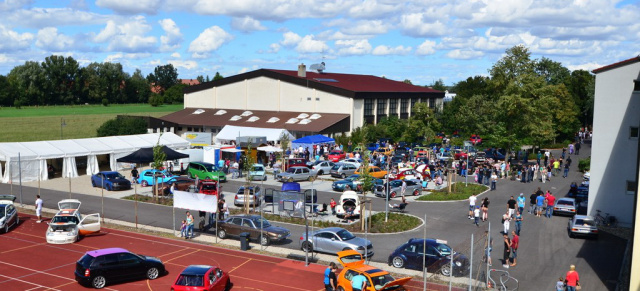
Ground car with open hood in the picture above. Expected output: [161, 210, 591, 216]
[91, 171, 131, 191]
[74, 248, 165, 289]
[310, 160, 335, 175]
[336, 250, 411, 291]
[335, 191, 361, 218]
[300, 228, 374, 258]
[328, 150, 347, 162]
[171, 264, 231, 291]
[0, 195, 18, 233]
[216, 215, 290, 246]
[388, 238, 469, 277]
[46, 199, 100, 244]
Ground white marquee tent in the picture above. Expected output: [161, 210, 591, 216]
[215, 125, 294, 143]
[0, 132, 188, 183]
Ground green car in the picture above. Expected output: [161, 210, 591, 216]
[187, 162, 227, 182]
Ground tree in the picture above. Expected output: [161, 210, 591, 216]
[151, 137, 167, 202]
[403, 79, 412, 85]
[196, 75, 205, 83]
[41, 55, 82, 104]
[124, 69, 151, 103]
[429, 79, 447, 91]
[0, 75, 15, 106]
[96, 117, 147, 137]
[7, 61, 46, 106]
[535, 57, 570, 86]
[567, 70, 595, 127]
[213, 72, 224, 81]
[163, 83, 188, 104]
[147, 64, 179, 94]
[84, 62, 126, 104]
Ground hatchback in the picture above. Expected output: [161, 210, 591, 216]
[75, 248, 165, 289]
[330, 163, 358, 179]
[568, 215, 598, 239]
[187, 162, 226, 182]
[0, 195, 18, 233]
[553, 197, 577, 216]
[388, 238, 469, 276]
[171, 265, 231, 291]
[234, 186, 261, 207]
[91, 171, 131, 191]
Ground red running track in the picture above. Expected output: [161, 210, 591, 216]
[0, 214, 460, 291]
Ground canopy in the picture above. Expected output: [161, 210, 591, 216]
[116, 146, 190, 163]
[292, 134, 335, 144]
[257, 145, 283, 152]
[221, 148, 244, 153]
[215, 125, 294, 142]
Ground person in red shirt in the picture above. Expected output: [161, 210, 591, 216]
[565, 265, 580, 291]
[510, 230, 519, 267]
[330, 198, 337, 215]
[545, 192, 556, 218]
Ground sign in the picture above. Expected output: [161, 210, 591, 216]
[184, 132, 212, 146]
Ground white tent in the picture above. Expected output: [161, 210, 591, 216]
[216, 125, 294, 143]
[257, 145, 283, 152]
[0, 133, 189, 183]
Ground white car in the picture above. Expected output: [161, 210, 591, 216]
[341, 158, 363, 168]
[335, 191, 361, 218]
[46, 199, 101, 244]
[583, 171, 590, 181]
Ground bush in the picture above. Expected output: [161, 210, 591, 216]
[148, 94, 164, 107]
[253, 211, 421, 233]
[417, 183, 489, 201]
[102, 98, 109, 106]
[13, 99, 22, 109]
[96, 116, 148, 137]
[578, 156, 590, 172]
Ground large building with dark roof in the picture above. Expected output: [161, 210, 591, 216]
[158, 64, 444, 141]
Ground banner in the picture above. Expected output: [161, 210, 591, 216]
[173, 190, 218, 212]
[184, 132, 212, 146]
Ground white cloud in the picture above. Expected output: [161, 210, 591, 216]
[95, 0, 163, 14]
[6, 8, 108, 28]
[280, 31, 301, 47]
[171, 52, 181, 58]
[266, 43, 280, 53]
[296, 35, 329, 53]
[446, 49, 484, 60]
[93, 16, 157, 52]
[35, 27, 75, 51]
[230, 16, 266, 32]
[416, 40, 436, 55]
[341, 20, 390, 35]
[104, 52, 151, 62]
[347, 0, 400, 19]
[193, 0, 350, 21]
[400, 13, 448, 37]
[188, 26, 234, 58]
[372, 45, 411, 56]
[159, 18, 183, 52]
[0, 24, 33, 51]
[335, 39, 372, 55]
[170, 59, 198, 70]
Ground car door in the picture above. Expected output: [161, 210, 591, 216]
[225, 217, 243, 236]
[313, 231, 336, 253]
[424, 245, 441, 270]
[243, 219, 260, 239]
[94, 173, 105, 188]
[402, 242, 424, 269]
[116, 252, 145, 280]
[6, 204, 16, 227]
[78, 213, 101, 235]
[97, 254, 122, 280]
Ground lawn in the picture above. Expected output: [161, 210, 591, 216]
[0, 104, 182, 142]
[417, 183, 489, 201]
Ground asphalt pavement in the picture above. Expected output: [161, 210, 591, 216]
[1, 143, 626, 290]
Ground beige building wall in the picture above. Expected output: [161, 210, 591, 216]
[184, 89, 214, 109]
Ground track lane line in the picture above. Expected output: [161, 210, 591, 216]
[164, 249, 201, 263]
[229, 258, 252, 273]
[0, 273, 62, 291]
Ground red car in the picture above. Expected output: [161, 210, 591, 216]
[470, 134, 482, 145]
[453, 149, 468, 160]
[327, 150, 346, 162]
[171, 265, 230, 291]
[284, 158, 308, 170]
[199, 179, 220, 196]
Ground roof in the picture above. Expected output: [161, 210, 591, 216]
[181, 265, 213, 275]
[86, 248, 129, 257]
[160, 108, 349, 134]
[592, 56, 640, 74]
[184, 68, 444, 98]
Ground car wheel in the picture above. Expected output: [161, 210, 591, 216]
[15, 216, 19, 226]
[569, 231, 574, 238]
[224, 278, 231, 291]
[413, 190, 420, 196]
[263, 175, 267, 181]
[390, 192, 397, 198]
[318, 170, 323, 175]
[337, 287, 345, 291]
[92, 276, 106, 289]
[141, 180, 148, 187]
[217, 229, 227, 239]
[288, 177, 293, 183]
[146, 267, 160, 280]
[4, 223, 8, 233]
[341, 173, 346, 179]
[440, 265, 451, 276]
[301, 241, 313, 252]
[91, 181, 96, 187]
[342, 247, 351, 251]
[392, 256, 405, 268]
[260, 235, 270, 246]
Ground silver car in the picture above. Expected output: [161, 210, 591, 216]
[276, 166, 315, 182]
[233, 186, 262, 207]
[310, 161, 335, 175]
[373, 179, 422, 198]
[329, 163, 358, 179]
[568, 215, 598, 239]
[299, 227, 374, 257]
[553, 197, 577, 216]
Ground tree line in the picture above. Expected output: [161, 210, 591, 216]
[0, 55, 223, 107]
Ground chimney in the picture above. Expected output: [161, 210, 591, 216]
[298, 63, 306, 78]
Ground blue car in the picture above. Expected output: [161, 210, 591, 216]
[331, 175, 383, 192]
[91, 171, 131, 191]
[388, 238, 469, 276]
[138, 169, 176, 187]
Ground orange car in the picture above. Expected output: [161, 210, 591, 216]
[354, 166, 388, 179]
[336, 250, 411, 291]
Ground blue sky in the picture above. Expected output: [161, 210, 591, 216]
[1, 0, 639, 86]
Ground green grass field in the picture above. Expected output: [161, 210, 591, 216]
[0, 104, 182, 142]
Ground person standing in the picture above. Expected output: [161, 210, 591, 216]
[468, 194, 477, 219]
[484, 230, 493, 266]
[473, 206, 480, 227]
[218, 199, 225, 220]
[502, 233, 511, 268]
[35, 195, 43, 223]
[565, 265, 580, 291]
[545, 192, 556, 218]
[510, 230, 519, 267]
[490, 172, 498, 190]
[575, 142, 581, 155]
[481, 197, 490, 222]
[563, 162, 570, 178]
[131, 167, 139, 184]
[516, 193, 525, 215]
[502, 212, 511, 234]
[507, 196, 517, 218]
[514, 210, 523, 235]
[529, 192, 537, 214]
[185, 211, 194, 239]
[324, 262, 338, 291]
[330, 198, 337, 215]
[536, 192, 545, 217]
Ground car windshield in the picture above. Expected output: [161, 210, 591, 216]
[251, 217, 271, 228]
[51, 215, 79, 224]
[329, 151, 342, 155]
[558, 200, 574, 206]
[203, 164, 218, 172]
[104, 173, 125, 179]
[336, 229, 355, 240]
[174, 274, 204, 287]
[575, 219, 596, 226]
[252, 166, 263, 171]
[346, 176, 359, 181]
[369, 273, 396, 290]
[201, 183, 217, 190]
[237, 188, 256, 195]
[435, 243, 452, 255]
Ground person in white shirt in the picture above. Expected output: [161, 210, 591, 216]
[35, 195, 43, 223]
[468, 194, 477, 219]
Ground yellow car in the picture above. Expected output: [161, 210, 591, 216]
[354, 166, 388, 179]
[336, 250, 411, 291]
[375, 148, 394, 156]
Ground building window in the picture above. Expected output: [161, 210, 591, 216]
[377, 98, 387, 115]
[627, 180, 637, 195]
[634, 80, 640, 92]
[429, 97, 436, 108]
[630, 126, 639, 139]
[410, 98, 420, 113]
[389, 99, 397, 115]
[177, 127, 183, 131]
[400, 99, 408, 114]
[364, 99, 374, 116]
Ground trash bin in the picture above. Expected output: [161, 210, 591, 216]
[239, 232, 250, 251]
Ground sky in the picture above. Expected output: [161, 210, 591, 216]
[0, 0, 639, 86]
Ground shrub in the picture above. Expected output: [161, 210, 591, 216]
[578, 156, 590, 172]
[417, 183, 489, 201]
[102, 98, 109, 106]
[13, 99, 22, 109]
[148, 94, 164, 107]
[96, 116, 147, 137]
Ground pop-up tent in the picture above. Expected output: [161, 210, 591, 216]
[117, 146, 190, 164]
[291, 134, 335, 155]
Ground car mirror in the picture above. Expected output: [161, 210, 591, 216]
[331, 237, 335, 241]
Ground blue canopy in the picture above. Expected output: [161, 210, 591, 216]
[292, 135, 335, 144]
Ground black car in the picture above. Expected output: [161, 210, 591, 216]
[388, 238, 469, 276]
[75, 248, 165, 289]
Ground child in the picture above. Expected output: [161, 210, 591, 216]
[180, 220, 187, 237]
[556, 277, 565, 291]
[473, 206, 480, 227]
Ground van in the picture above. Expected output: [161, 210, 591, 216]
[187, 162, 227, 182]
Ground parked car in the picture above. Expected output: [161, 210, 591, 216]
[47, 199, 100, 244]
[568, 215, 598, 239]
[91, 171, 131, 191]
[373, 179, 422, 198]
[162, 176, 196, 195]
[284, 158, 308, 170]
[342, 158, 364, 168]
[74, 247, 165, 289]
[366, 143, 379, 152]
[138, 169, 177, 187]
[355, 166, 387, 179]
[484, 149, 506, 160]
[470, 134, 482, 145]
[453, 149, 468, 160]
[276, 166, 315, 182]
[199, 179, 221, 196]
[436, 152, 451, 162]
[388, 238, 469, 276]
[395, 168, 421, 180]
[171, 265, 231, 291]
[310, 160, 335, 175]
[375, 148, 394, 156]
[327, 150, 346, 162]
[335, 191, 361, 218]
[331, 175, 383, 192]
[336, 250, 410, 291]
[330, 163, 358, 179]
[474, 152, 487, 163]
[0, 195, 18, 233]
[413, 146, 429, 157]
[553, 197, 577, 216]
[566, 186, 589, 204]
[249, 164, 268, 181]
[187, 162, 226, 182]
[234, 186, 262, 207]
[300, 228, 374, 258]
[395, 147, 408, 157]
[217, 215, 290, 246]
